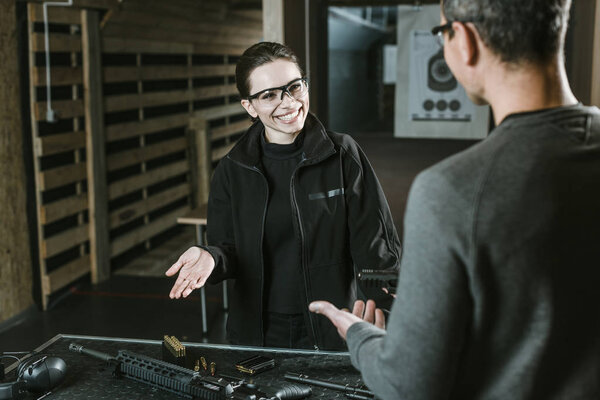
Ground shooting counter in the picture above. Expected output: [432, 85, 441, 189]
[12, 334, 368, 399]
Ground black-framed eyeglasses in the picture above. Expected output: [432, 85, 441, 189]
[431, 18, 482, 47]
[247, 77, 309, 108]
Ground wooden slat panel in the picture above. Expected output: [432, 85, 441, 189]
[211, 120, 251, 141]
[41, 223, 89, 258]
[103, 65, 235, 83]
[29, 4, 81, 24]
[105, 84, 238, 113]
[102, 36, 250, 56]
[107, 137, 188, 171]
[35, 99, 84, 121]
[194, 103, 246, 120]
[102, 22, 260, 48]
[38, 163, 86, 191]
[102, 37, 193, 54]
[43, 255, 90, 293]
[110, 205, 190, 257]
[40, 193, 88, 224]
[115, 1, 228, 25]
[212, 143, 236, 162]
[32, 66, 83, 86]
[110, 183, 189, 229]
[105, 10, 262, 39]
[229, 9, 263, 23]
[106, 113, 188, 142]
[26, 0, 120, 10]
[34, 131, 85, 156]
[31, 33, 81, 52]
[108, 160, 188, 200]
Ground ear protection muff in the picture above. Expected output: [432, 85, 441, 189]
[0, 355, 67, 399]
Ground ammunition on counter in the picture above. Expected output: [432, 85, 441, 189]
[210, 361, 216, 376]
[163, 335, 186, 357]
[200, 356, 207, 371]
[194, 359, 200, 372]
[161, 335, 186, 366]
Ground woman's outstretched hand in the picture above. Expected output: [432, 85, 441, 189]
[165, 246, 215, 299]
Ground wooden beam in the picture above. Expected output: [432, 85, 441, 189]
[193, 103, 246, 120]
[106, 137, 188, 172]
[211, 119, 252, 141]
[82, 9, 110, 283]
[569, 0, 598, 106]
[104, 65, 235, 83]
[0, 0, 34, 321]
[35, 99, 84, 121]
[40, 193, 88, 224]
[43, 255, 90, 294]
[104, 84, 238, 113]
[31, 32, 81, 52]
[34, 130, 85, 156]
[108, 160, 189, 200]
[105, 113, 189, 142]
[110, 205, 190, 257]
[32, 66, 83, 86]
[38, 163, 87, 191]
[109, 183, 189, 229]
[262, 0, 284, 43]
[41, 224, 89, 259]
[189, 117, 212, 207]
[592, 0, 600, 107]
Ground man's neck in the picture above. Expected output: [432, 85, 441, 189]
[483, 55, 578, 125]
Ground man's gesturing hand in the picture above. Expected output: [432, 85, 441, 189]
[309, 299, 385, 340]
[165, 246, 215, 299]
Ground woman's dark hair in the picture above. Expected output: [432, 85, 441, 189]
[442, 0, 572, 64]
[235, 42, 304, 99]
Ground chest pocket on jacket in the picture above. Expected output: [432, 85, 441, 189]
[308, 188, 344, 200]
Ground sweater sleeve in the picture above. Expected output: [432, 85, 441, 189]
[346, 168, 472, 400]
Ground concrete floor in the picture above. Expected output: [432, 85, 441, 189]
[0, 135, 477, 355]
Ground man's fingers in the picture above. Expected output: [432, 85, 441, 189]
[362, 300, 377, 324]
[375, 308, 386, 330]
[352, 300, 365, 318]
[309, 301, 339, 318]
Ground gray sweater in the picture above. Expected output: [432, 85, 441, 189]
[347, 104, 600, 399]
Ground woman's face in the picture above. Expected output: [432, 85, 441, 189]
[241, 59, 309, 144]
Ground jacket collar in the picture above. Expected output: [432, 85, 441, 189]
[227, 112, 335, 168]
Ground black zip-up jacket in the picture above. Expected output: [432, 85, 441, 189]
[203, 113, 401, 350]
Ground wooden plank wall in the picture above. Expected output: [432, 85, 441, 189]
[26, 0, 260, 308]
[1, 0, 34, 322]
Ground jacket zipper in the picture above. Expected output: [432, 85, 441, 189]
[290, 164, 319, 350]
[254, 166, 269, 346]
[291, 149, 336, 351]
[229, 157, 269, 345]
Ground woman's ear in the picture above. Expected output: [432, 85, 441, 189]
[241, 99, 258, 118]
[452, 21, 479, 66]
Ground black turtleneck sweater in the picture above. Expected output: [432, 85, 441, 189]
[260, 130, 305, 314]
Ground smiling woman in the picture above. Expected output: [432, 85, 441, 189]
[165, 42, 401, 351]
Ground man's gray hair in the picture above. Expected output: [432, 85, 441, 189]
[442, 0, 572, 63]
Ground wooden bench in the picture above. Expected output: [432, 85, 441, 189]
[177, 203, 228, 335]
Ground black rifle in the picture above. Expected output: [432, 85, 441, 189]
[69, 343, 310, 400]
[284, 372, 374, 399]
[358, 268, 398, 295]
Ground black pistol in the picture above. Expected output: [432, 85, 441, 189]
[358, 268, 398, 295]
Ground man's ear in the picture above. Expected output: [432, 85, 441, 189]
[452, 21, 479, 66]
[241, 99, 258, 118]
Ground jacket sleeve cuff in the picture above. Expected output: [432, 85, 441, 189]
[346, 321, 387, 370]
[196, 245, 227, 283]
